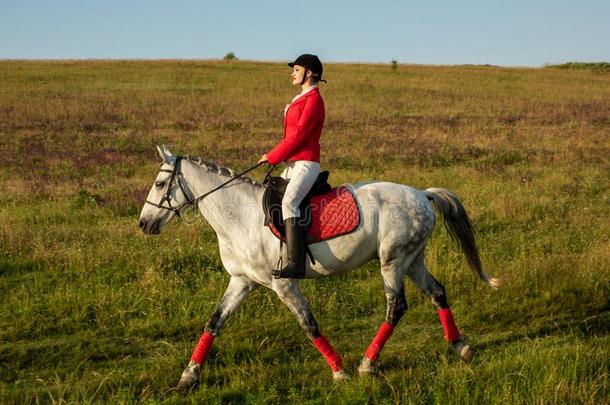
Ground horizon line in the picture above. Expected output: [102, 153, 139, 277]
[2, 57, 605, 69]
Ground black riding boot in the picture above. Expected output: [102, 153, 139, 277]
[272, 217, 306, 279]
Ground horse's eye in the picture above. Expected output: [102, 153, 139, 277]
[155, 181, 166, 188]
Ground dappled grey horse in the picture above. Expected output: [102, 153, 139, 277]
[139, 146, 498, 390]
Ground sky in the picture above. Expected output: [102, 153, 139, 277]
[1, 0, 609, 66]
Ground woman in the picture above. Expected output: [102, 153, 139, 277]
[258, 54, 326, 279]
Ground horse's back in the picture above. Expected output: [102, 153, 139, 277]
[350, 180, 435, 240]
[350, 181, 433, 215]
[307, 181, 434, 276]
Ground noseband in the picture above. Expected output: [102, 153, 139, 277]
[145, 157, 267, 217]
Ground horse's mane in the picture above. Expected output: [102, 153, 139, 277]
[186, 156, 263, 188]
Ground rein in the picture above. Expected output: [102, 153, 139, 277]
[145, 157, 269, 217]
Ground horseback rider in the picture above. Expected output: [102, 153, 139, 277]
[258, 54, 326, 279]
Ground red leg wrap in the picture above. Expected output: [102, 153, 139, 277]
[364, 322, 395, 361]
[438, 308, 461, 342]
[191, 332, 215, 365]
[312, 335, 343, 372]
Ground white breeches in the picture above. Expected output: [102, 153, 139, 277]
[280, 160, 320, 219]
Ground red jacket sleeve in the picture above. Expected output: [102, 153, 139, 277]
[266, 94, 322, 165]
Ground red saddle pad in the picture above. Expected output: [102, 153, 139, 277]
[269, 186, 360, 244]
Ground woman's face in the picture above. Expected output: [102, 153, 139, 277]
[291, 65, 309, 86]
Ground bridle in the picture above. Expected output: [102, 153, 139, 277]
[144, 156, 190, 217]
[144, 156, 268, 217]
[145, 157, 268, 217]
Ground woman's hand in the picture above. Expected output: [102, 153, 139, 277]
[258, 154, 268, 164]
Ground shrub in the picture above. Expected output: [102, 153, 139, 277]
[546, 62, 610, 73]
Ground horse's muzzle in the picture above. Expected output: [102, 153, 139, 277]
[139, 218, 160, 235]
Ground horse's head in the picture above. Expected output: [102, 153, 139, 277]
[139, 146, 191, 234]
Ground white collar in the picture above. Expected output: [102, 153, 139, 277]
[290, 85, 318, 104]
[284, 85, 318, 116]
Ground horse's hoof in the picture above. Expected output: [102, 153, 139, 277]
[453, 338, 473, 363]
[333, 369, 350, 381]
[357, 357, 376, 376]
[176, 360, 201, 392]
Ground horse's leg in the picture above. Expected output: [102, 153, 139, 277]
[406, 253, 473, 362]
[177, 276, 258, 391]
[358, 248, 410, 376]
[272, 279, 348, 381]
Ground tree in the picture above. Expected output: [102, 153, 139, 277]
[224, 52, 237, 61]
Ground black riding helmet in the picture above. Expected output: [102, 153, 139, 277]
[288, 54, 325, 85]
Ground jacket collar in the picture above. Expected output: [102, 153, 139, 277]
[284, 87, 319, 116]
[289, 86, 319, 105]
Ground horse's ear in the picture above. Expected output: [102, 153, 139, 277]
[156, 145, 174, 163]
[156, 145, 167, 163]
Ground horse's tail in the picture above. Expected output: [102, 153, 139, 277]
[424, 188, 499, 289]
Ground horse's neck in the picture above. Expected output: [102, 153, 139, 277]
[182, 160, 264, 238]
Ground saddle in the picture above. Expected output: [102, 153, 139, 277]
[262, 171, 361, 247]
[262, 171, 332, 238]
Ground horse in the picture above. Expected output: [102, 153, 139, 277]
[138, 146, 498, 391]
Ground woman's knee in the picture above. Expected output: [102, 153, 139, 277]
[282, 199, 300, 219]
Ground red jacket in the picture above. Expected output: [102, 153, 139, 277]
[266, 87, 325, 165]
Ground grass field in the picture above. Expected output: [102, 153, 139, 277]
[0, 60, 608, 404]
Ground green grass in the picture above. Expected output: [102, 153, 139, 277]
[0, 60, 609, 403]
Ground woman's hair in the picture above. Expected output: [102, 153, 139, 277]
[309, 73, 320, 84]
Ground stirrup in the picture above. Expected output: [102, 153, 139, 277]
[272, 260, 305, 279]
